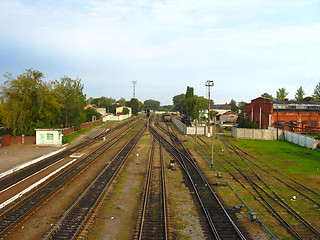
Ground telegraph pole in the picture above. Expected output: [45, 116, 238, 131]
[132, 80, 137, 98]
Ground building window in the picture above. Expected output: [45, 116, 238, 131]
[302, 121, 308, 125]
[47, 133, 54, 140]
[311, 121, 317, 127]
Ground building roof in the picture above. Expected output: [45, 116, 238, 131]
[35, 128, 67, 131]
[222, 110, 237, 116]
[211, 104, 231, 110]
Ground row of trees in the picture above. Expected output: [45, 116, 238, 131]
[172, 86, 213, 122]
[262, 83, 320, 101]
[0, 69, 150, 136]
[0, 69, 90, 135]
[87, 96, 144, 116]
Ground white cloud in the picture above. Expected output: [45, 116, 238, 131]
[0, 0, 320, 104]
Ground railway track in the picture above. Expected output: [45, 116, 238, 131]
[189, 125, 320, 239]
[43, 123, 146, 239]
[150, 121, 247, 239]
[134, 137, 169, 240]
[0, 117, 139, 192]
[0, 119, 144, 238]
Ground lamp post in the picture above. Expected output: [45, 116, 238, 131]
[132, 80, 137, 99]
[205, 80, 214, 167]
[205, 80, 214, 137]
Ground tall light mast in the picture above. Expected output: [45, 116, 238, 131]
[132, 80, 137, 99]
[205, 80, 214, 136]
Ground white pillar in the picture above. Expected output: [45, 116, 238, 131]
[269, 114, 271, 127]
[251, 108, 253, 121]
[259, 107, 262, 129]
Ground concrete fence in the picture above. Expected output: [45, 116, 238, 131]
[231, 127, 319, 149]
[172, 117, 206, 135]
[103, 114, 131, 121]
[231, 127, 282, 140]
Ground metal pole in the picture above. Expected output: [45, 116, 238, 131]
[205, 80, 214, 137]
[132, 80, 137, 99]
[208, 87, 211, 136]
[211, 121, 214, 167]
[195, 118, 197, 148]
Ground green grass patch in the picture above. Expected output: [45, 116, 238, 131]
[234, 139, 320, 175]
[62, 122, 105, 144]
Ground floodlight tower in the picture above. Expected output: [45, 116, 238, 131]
[132, 80, 137, 99]
[205, 80, 214, 136]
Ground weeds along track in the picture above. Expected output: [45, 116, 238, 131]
[0, 119, 144, 238]
[150, 122, 247, 240]
[42, 123, 146, 239]
[133, 137, 169, 240]
[191, 125, 320, 239]
[0, 117, 140, 192]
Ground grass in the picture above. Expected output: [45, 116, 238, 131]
[233, 139, 320, 175]
[62, 122, 104, 144]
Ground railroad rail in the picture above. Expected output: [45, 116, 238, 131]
[0, 117, 140, 191]
[43, 123, 146, 239]
[134, 137, 169, 240]
[150, 123, 247, 240]
[0, 119, 144, 237]
[189, 125, 320, 239]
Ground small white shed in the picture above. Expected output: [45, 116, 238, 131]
[35, 128, 65, 146]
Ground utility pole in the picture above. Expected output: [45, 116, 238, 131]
[132, 80, 137, 99]
[205, 80, 214, 167]
[205, 80, 214, 137]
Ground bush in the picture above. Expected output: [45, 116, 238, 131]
[238, 117, 258, 129]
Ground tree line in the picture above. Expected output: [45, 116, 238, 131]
[172, 86, 213, 123]
[0, 69, 145, 136]
[261, 83, 320, 101]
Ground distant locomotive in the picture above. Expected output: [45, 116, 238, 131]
[163, 113, 172, 122]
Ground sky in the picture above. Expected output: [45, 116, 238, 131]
[0, 0, 320, 106]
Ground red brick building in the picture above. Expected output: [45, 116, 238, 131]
[245, 97, 320, 132]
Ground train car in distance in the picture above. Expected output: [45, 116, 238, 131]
[163, 112, 172, 122]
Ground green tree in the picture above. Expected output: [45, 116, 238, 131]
[129, 98, 141, 115]
[172, 93, 185, 113]
[184, 87, 197, 120]
[159, 105, 173, 111]
[276, 88, 288, 101]
[261, 93, 273, 100]
[121, 107, 130, 115]
[144, 99, 160, 111]
[54, 76, 86, 128]
[85, 107, 101, 122]
[294, 86, 305, 101]
[0, 69, 62, 135]
[238, 101, 246, 118]
[186, 86, 194, 99]
[117, 97, 126, 106]
[313, 82, 320, 100]
[230, 99, 239, 114]
[303, 96, 314, 102]
[238, 117, 258, 129]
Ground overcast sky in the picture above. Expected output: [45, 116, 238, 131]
[1, 0, 320, 105]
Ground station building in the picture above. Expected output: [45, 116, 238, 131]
[245, 97, 320, 132]
[35, 128, 65, 146]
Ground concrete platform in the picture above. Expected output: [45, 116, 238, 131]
[0, 122, 108, 174]
[0, 145, 64, 173]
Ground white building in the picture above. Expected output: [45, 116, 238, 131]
[35, 128, 65, 146]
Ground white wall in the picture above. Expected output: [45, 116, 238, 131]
[231, 127, 319, 149]
[172, 117, 206, 135]
[103, 114, 131, 121]
[36, 130, 63, 146]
